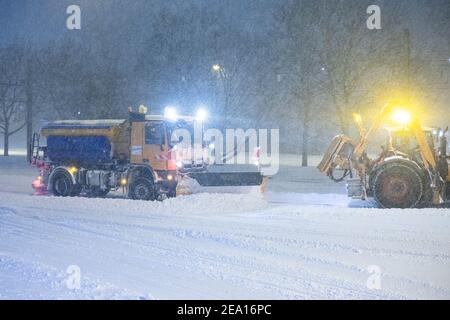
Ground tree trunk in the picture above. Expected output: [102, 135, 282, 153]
[301, 108, 310, 167]
[301, 125, 309, 167]
[26, 59, 33, 163]
[3, 127, 9, 156]
[337, 103, 350, 135]
[340, 118, 350, 136]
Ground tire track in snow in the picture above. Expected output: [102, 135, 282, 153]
[1, 203, 393, 299]
[1, 191, 450, 299]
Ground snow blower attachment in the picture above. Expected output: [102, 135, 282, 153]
[30, 108, 267, 200]
[318, 102, 450, 208]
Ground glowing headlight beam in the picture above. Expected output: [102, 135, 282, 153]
[164, 106, 178, 121]
[195, 108, 208, 122]
[391, 108, 411, 126]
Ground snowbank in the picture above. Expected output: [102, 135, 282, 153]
[1, 189, 450, 299]
[0, 191, 268, 217]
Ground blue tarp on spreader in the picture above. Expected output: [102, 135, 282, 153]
[46, 136, 112, 165]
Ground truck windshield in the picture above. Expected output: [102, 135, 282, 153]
[145, 121, 165, 145]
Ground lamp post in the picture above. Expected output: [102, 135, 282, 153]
[211, 64, 225, 121]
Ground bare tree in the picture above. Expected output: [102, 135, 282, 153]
[273, 0, 326, 166]
[34, 40, 127, 121]
[0, 45, 26, 156]
[134, 2, 270, 130]
[317, 0, 403, 134]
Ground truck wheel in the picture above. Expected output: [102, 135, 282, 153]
[52, 173, 73, 197]
[373, 162, 423, 208]
[130, 178, 156, 201]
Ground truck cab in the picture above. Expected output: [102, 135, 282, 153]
[129, 114, 204, 170]
[127, 113, 207, 198]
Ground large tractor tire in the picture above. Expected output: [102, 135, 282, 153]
[129, 177, 156, 201]
[372, 161, 424, 208]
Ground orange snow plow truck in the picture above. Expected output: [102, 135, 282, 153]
[30, 108, 266, 200]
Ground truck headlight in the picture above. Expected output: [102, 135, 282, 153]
[164, 106, 178, 121]
[196, 108, 208, 122]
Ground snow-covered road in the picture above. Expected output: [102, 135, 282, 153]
[1, 155, 450, 299]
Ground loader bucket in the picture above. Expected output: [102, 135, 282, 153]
[317, 134, 354, 173]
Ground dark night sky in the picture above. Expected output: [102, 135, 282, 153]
[0, 0, 448, 149]
[1, 0, 448, 55]
[0, 0, 277, 45]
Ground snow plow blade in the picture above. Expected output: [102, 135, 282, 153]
[176, 166, 268, 195]
[187, 171, 264, 187]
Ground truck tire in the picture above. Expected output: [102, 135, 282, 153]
[372, 162, 423, 208]
[51, 172, 74, 197]
[129, 178, 156, 201]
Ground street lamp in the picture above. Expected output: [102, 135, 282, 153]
[212, 64, 221, 72]
[195, 107, 208, 122]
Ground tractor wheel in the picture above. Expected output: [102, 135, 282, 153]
[52, 172, 74, 197]
[129, 178, 156, 201]
[372, 162, 423, 208]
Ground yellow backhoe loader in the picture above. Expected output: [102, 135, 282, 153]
[318, 102, 449, 208]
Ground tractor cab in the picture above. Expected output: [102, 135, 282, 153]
[383, 126, 437, 163]
[385, 125, 450, 178]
